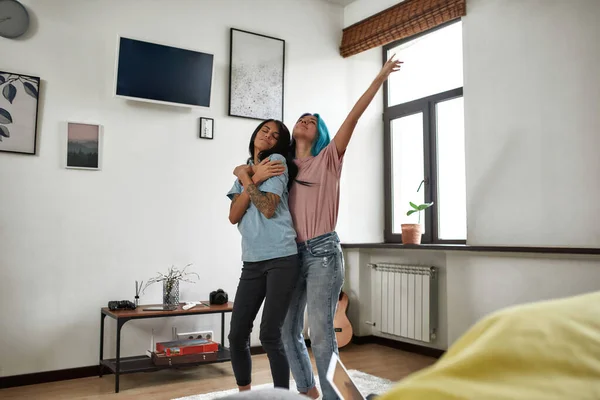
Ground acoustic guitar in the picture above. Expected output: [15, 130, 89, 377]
[334, 291, 353, 348]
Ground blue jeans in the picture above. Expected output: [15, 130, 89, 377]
[282, 232, 345, 400]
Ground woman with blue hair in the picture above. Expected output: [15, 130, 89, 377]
[282, 55, 402, 399]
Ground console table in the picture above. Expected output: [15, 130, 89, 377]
[99, 302, 234, 393]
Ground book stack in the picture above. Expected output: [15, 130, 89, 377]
[152, 338, 219, 366]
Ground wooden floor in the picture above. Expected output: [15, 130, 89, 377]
[1, 344, 435, 400]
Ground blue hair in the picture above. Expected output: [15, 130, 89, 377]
[298, 113, 330, 156]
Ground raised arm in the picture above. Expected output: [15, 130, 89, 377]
[333, 55, 402, 155]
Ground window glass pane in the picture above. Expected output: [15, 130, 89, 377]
[436, 96, 466, 240]
[387, 21, 463, 106]
[391, 113, 425, 234]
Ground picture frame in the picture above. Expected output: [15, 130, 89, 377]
[0, 70, 41, 155]
[65, 121, 103, 170]
[199, 117, 214, 140]
[228, 28, 285, 121]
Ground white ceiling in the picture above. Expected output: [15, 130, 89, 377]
[321, 0, 359, 6]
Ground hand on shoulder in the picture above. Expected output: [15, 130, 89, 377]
[233, 164, 252, 179]
[268, 153, 287, 164]
[253, 156, 286, 185]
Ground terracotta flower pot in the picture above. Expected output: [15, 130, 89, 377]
[401, 224, 422, 244]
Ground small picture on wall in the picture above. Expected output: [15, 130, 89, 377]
[0, 70, 41, 155]
[199, 117, 214, 139]
[66, 122, 102, 170]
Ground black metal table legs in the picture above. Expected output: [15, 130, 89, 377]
[99, 313, 106, 377]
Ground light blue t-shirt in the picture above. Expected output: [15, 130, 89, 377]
[227, 154, 298, 262]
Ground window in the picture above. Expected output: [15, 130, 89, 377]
[383, 20, 466, 244]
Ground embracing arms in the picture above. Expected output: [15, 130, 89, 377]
[243, 180, 281, 219]
[228, 159, 287, 224]
[333, 55, 403, 156]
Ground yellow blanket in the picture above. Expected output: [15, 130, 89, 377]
[379, 291, 600, 400]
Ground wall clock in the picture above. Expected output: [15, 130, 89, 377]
[0, 0, 29, 39]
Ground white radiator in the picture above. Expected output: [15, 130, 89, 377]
[370, 263, 438, 343]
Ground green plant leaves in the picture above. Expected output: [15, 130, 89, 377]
[23, 82, 38, 99]
[0, 125, 9, 139]
[407, 201, 434, 215]
[0, 108, 12, 124]
[3, 83, 16, 104]
[418, 202, 434, 210]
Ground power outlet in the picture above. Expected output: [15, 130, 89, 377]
[177, 330, 214, 341]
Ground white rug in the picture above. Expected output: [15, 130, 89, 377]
[173, 370, 393, 400]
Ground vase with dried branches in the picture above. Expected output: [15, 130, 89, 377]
[142, 264, 199, 307]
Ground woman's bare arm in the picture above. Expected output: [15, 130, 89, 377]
[239, 173, 280, 219]
[229, 192, 251, 224]
[333, 55, 402, 156]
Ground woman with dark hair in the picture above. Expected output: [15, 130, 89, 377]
[227, 119, 300, 391]
[282, 56, 403, 399]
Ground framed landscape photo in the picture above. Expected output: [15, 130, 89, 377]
[65, 122, 102, 170]
[229, 28, 285, 121]
[0, 70, 41, 155]
[199, 117, 214, 140]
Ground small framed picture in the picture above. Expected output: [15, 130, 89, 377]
[65, 122, 102, 170]
[199, 117, 214, 140]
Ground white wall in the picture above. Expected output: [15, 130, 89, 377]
[341, 0, 600, 349]
[465, 0, 600, 247]
[0, 0, 348, 377]
[344, 0, 404, 28]
[336, 0, 406, 243]
[336, 47, 385, 243]
[344, 249, 600, 350]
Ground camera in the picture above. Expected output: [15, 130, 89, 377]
[108, 300, 136, 311]
[209, 289, 228, 305]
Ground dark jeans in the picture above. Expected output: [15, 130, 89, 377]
[228, 254, 299, 388]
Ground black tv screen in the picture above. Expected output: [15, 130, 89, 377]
[115, 37, 214, 107]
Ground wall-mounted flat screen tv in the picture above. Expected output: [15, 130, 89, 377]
[114, 37, 214, 108]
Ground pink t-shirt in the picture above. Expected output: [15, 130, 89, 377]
[289, 141, 344, 243]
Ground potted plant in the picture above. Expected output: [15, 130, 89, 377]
[402, 202, 433, 244]
[401, 181, 433, 245]
[142, 264, 199, 307]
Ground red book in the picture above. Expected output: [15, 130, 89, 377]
[157, 338, 218, 355]
[164, 344, 216, 356]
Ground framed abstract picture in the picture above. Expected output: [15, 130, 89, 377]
[229, 28, 285, 121]
[65, 122, 102, 170]
[0, 70, 40, 155]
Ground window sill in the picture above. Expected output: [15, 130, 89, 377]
[341, 243, 600, 255]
